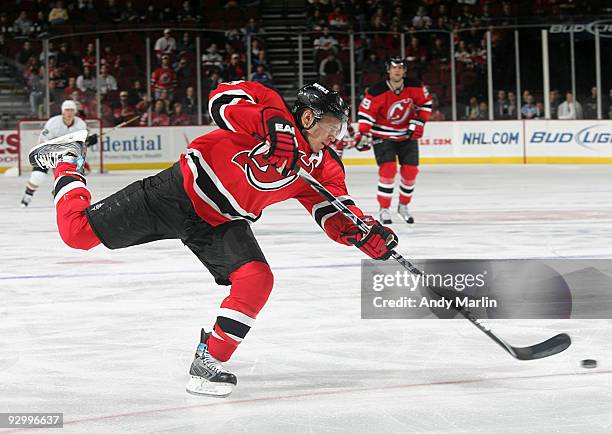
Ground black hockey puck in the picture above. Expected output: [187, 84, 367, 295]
[581, 359, 597, 369]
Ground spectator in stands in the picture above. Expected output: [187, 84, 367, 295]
[370, 11, 387, 31]
[173, 56, 191, 85]
[521, 94, 538, 119]
[455, 40, 471, 66]
[250, 39, 266, 68]
[252, 49, 268, 72]
[40, 41, 57, 63]
[178, 1, 197, 22]
[535, 102, 545, 119]
[405, 37, 427, 68]
[48, 56, 67, 91]
[69, 90, 85, 116]
[385, 23, 402, 52]
[16, 41, 36, 65]
[157, 88, 172, 113]
[56, 42, 75, 68]
[522, 90, 532, 104]
[181, 86, 197, 117]
[429, 96, 446, 121]
[135, 94, 149, 114]
[465, 97, 480, 120]
[151, 54, 177, 100]
[63, 76, 79, 99]
[319, 52, 343, 79]
[154, 29, 176, 62]
[478, 102, 488, 120]
[431, 37, 449, 64]
[113, 90, 136, 125]
[0, 34, 7, 58]
[82, 42, 96, 68]
[150, 100, 170, 126]
[14, 11, 33, 36]
[76, 66, 96, 94]
[127, 79, 145, 106]
[48, 1, 69, 25]
[141, 4, 161, 24]
[244, 18, 263, 38]
[32, 11, 49, 37]
[557, 92, 583, 119]
[549, 89, 561, 119]
[583, 86, 598, 119]
[494, 90, 510, 119]
[98, 64, 117, 96]
[250, 64, 273, 87]
[0, 12, 12, 36]
[307, 9, 325, 31]
[103, 0, 122, 23]
[28, 69, 44, 116]
[101, 46, 121, 71]
[226, 53, 246, 81]
[608, 89, 612, 119]
[204, 70, 223, 94]
[507, 91, 517, 118]
[170, 102, 191, 125]
[177, 32, 194, 56]
[314, 27, 338, 56]
[328, 6, 348, 29]
[412, 6, 432, 29]
[202, 43, 223, 72]
[362, 52, 383, 74]
[120, 1, 140, 23]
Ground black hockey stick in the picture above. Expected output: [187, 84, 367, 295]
[295, 167, 571, 361]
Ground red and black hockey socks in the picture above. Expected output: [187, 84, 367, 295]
[53, 162, 101, 250]
[377, 162, 419, 208]
[208, 261, 274, 362]
[399, 165, 418, 205]
[377, 162, 397, 209]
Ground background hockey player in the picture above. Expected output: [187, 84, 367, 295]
[355, 57, 432, 224]
[28, 81, 398, 397]
[20, 100, 97, 207]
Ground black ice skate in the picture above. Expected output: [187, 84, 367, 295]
[397, 204, 414, 224]
[28, 130, 88, 172]
[186, 329, 237, 397]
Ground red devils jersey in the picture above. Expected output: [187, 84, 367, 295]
[358, 79, 432, 141]
[151, 67, 177, 90]
[178, 81, 365, 245]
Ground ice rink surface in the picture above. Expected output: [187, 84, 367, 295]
[1, 164, 612, 433]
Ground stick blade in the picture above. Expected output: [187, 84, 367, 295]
[512, 333, 571, 360]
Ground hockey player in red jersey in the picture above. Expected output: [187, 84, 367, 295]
[28, 81, 398, 397]
[355, 57, 432, 224]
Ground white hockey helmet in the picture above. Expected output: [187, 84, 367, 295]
[61, 100, 78, 112]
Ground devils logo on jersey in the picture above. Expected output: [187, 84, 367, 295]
[232, 143, 321, 191]
[386, 98, 415, 125]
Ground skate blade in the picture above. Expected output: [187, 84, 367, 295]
[396, 212, 414, 224]
[185, 376, 234, 398]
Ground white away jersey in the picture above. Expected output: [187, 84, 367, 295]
[38, 115, 88, 145]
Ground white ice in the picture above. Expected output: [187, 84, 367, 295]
[1, 165, 611, 433]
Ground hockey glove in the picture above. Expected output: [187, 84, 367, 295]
[407, 119, 426, 140]
[352, 133, 371, 152]
[85, 133, 98, 147]
[264, 117, 299, 177]
[340, 216, 398, 260]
